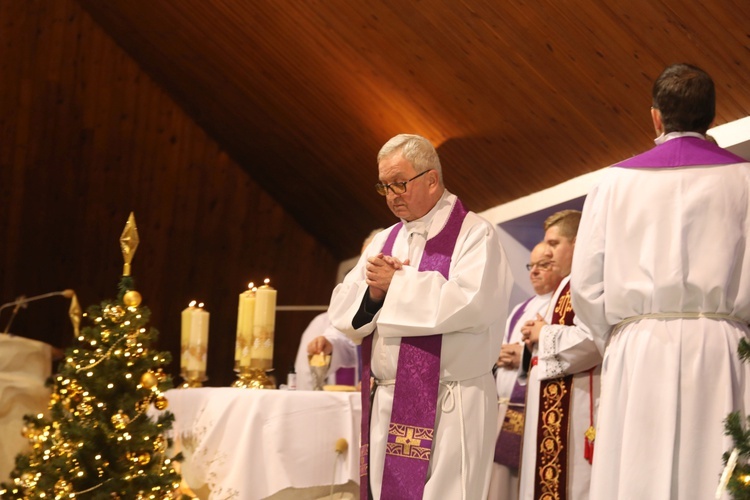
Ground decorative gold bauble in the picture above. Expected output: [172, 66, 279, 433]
[68, 384, 82, 401]
[18, 472, 36, 489]
[78, 402, 94, 416]
[111, 411, 130, 430]
[26, 427, 41, 443]
[135, 399, 148, 413]
[105, 305, 126, 323]
[137, 452, 151, 465]
[140, 371, 158, 389]
[153, 395, 168, 410]
[153, 435, 167, 454]
[123, 290, 142, 307]
[54, 479, 72, 496]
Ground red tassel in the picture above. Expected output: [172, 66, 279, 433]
[584, 426, 595, 464]
[584, 368, 596, 465]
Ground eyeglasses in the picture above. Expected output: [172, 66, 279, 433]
[375, 169, 432, 196]
[526, 261, 552, 271]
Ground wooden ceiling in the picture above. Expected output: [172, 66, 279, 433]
[77, 0, 750, 259]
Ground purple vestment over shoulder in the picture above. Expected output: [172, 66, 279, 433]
[616, 136, 745, 168]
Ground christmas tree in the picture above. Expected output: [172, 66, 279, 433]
[0, 214, 184, 499]
[722, 337, 750, 499]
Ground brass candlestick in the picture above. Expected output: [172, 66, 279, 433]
[180, 370, 207, 389]
[232, 366, 274, 389]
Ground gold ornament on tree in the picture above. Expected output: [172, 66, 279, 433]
[153, 395, 168, 410]
[153, 434, 167, 454]
[19, 472, 37, 489]
[123, 290, 142, 307]
[120, 212, 140, 277]
[78, 401, 94, 416]
[111, 410, 130, 430]
[140, 371, 158, 389]
[105, 305, 126, 323]
[135, 399, 149, 413]
[68, 291, 82, 337]
[54, 479, 72, 496]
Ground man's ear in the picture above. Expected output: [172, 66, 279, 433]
[651, 107, 664, 136]
[428, 170, 440, 189]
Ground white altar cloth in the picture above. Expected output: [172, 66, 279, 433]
[158, 387, 361, 499]
[0, 334, 51, 482]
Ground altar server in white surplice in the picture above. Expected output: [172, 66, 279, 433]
[488, 242, 562, 500]
[518, 210, 603, 500]
[329, 134, 513, 500]
[293, 312, 358, 390]
[571, 63, 750, 500]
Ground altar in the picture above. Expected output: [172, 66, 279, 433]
[158, 387, 361, 499]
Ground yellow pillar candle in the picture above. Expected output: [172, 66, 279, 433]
[181, 301, 210, 376]
[250, 279, 276, 369]
[235, 283, 256, 368]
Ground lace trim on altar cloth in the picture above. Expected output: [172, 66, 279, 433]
[176, 407, 240, 499]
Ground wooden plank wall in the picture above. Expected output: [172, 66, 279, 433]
[0, 0, 341, 387]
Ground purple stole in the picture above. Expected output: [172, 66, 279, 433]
[359, 198, 468, 500]
[494, 296, 534, 468]
[616, 135, 745, 168]
[534, 281, 576, 499]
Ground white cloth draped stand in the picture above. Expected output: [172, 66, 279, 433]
[0, 334, 52, 482]
[153, 387, 361, 499]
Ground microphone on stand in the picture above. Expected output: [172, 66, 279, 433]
[0, 289, 75, 335]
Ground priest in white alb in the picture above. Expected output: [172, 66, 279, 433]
[329, 133, 513, 500]
[489, 241, 562, 500]
[571, 63, 750, 500]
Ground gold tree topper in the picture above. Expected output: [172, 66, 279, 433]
[120, 212, 140, 276]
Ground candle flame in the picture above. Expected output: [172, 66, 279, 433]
[247, 282, 254, 289]
[198, 302, 205, 308]
[189, 300, 197, 307]
[264, 278, 270, 285]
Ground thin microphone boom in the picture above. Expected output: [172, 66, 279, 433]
[0, 289, 75, 335]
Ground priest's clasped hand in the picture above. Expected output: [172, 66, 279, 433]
[497, 343, 523, 369]
[520, 313, 547, 348]
[365, 253, 410, 301]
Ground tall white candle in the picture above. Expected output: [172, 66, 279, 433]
[251, 279, 276, 369]
[181, 301, 210, 375]
[235, 283, 256, 368]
